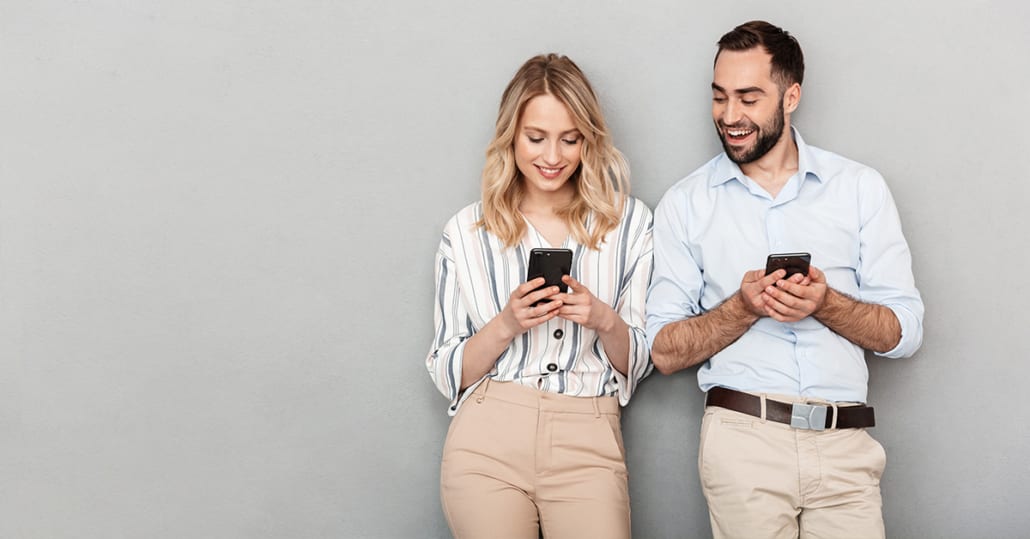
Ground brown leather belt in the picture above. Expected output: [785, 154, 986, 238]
[706, 387, 875, 430]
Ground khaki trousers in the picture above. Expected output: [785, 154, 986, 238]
[700, 402, 887, 539]
[440, 380, 630, 539]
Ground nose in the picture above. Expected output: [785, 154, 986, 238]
[543, 140, 561, 165]
[720, 100, 742, 126]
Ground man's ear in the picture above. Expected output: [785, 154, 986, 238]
[783, 82, 801, 114]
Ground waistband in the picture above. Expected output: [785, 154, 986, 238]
[472, 378, 620, 416]
[705, 386, 875, 430]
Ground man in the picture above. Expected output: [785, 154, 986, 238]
[646, 21, 924, 539]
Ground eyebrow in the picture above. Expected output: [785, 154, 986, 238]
[711, 83, 767, 95]
[522, 126, 582, 136]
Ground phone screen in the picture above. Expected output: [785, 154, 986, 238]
[527, 248, 573, 305]
[765, 252, 811, 278]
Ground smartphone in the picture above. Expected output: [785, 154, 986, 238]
[527, 248, 573, 306]
[765, 252, 811, 278]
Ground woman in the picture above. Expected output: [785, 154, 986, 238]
[426, 54, 652, 539]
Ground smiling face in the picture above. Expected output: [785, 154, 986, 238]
[712, 48, 798, 165]
[514, 93, 583, 202]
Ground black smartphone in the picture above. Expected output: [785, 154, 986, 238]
[527, 248, 573, 306]
[765, 252, 811, 278]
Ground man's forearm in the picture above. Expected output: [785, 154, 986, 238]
[651, 293, 759, 374]
[814, 288, 901, 353]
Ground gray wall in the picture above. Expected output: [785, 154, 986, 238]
[2, 1, 1028, 537]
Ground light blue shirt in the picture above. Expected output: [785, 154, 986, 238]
[646, 129, 923, 403]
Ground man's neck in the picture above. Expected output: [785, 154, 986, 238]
[739, 128, 799, 198]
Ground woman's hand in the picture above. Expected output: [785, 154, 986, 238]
[554, 275, 618, 333]
[457, 278, 562, 390]
[555, 275, 631, 374]
[497, 277, 564, 340]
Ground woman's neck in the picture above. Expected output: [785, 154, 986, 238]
[520, 199, 572, 248]
[520, 183, 575, 215]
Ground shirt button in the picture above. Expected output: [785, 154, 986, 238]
[553, 329, 564, 339]
[546, 363, 558, 372]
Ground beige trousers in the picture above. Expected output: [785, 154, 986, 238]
[700, 403, 887, 539]
[440, 379, 630, 539]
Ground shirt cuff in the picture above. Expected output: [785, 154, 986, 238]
[873, 304, 923, 359]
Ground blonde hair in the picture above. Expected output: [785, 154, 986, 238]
[478, 54, 630, 250]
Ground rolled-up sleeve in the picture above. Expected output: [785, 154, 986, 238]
[608, 200, 655, 405]
[646, 188, 704, 351]
[425, 230, 473, 413]
[856, 170, 925, 358]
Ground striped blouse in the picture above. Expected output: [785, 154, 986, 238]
[427, 197, 654, 415]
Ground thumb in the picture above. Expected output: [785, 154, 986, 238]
[808, 265, 825, 283]
[562, 275, 586, 292]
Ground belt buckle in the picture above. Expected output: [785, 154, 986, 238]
[790, 402, 828, 431]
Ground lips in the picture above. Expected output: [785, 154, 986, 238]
[723, 125, 755, 141]
[535, 165, 564, 179]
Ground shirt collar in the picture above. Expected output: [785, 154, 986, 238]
[709, 127, 824, 188]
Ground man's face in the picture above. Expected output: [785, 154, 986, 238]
[711, 48, 790, 165]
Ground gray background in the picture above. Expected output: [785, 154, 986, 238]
[2, 0, 1028, 537]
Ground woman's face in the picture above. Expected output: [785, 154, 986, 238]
[513, 94, 582, 201]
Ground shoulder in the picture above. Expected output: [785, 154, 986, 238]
[806, 144, 888, 189]
[442, 201, 483, 236]
[437, 202, 485, 257]
[620, 196, 654, 223]
[655, 154, 724, 212]
[805, 144, 899, 222]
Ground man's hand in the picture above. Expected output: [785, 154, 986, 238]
[740, 268, 791, 318]
[651, 269, 769, 374]
[761, 265, 828, 322]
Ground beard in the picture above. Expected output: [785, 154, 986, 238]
[717, 97, 786, 165]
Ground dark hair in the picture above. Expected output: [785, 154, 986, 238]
[716, 20, 804, 88]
